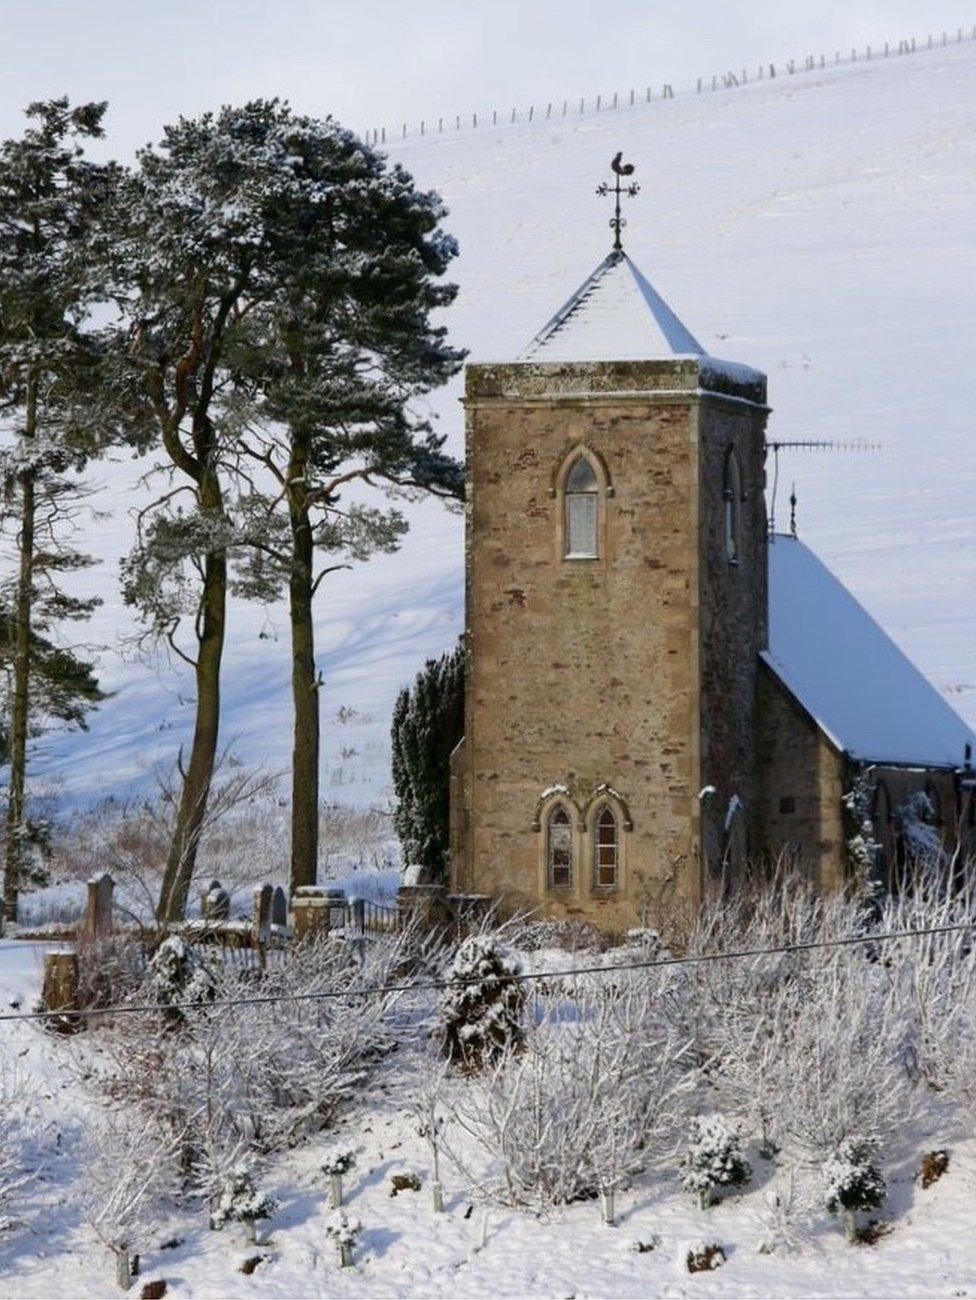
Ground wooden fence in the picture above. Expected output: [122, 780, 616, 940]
[362, 24, 976, 146]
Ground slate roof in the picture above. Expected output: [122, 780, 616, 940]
[520, 250, 705, 362]
[765, 536, 975, 768]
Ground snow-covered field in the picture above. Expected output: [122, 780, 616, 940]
[26, 36, 976, 808]
[2, 912, 976, 1300]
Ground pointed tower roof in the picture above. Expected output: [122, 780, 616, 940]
[520, 250, 705, 363]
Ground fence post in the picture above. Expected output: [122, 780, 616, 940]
[528, 105, 534, 121]
[662, 83, 673, 99]
[41, 950, 80, 1031]
[546, 102, 552, 118]
[645, 85, 651, 101]
[438, 117, 443, 133]
[420, 119, 424, 135]
[697, 76, 702, 92]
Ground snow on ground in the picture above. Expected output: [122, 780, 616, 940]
[0, 939, 975, 1299]
[20, 37, 976, 809]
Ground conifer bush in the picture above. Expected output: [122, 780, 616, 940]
[212, 1165, 276, 1244]
[438, 934, 526, 1070]
[680, 1114, 752, 1209]
[822, 1137, 886, 1241]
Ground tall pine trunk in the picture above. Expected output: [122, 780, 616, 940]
[289, 491, 319, 893]
[3, 374, 37, 925]
[157, 479, 227, 922]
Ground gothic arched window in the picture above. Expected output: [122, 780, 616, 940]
[593, 805, 619, 889]
[724, 449, 742, 565]
[564, 455, 599, 559]
[547, 804, 573, 889]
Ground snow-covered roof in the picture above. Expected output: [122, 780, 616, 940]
[764, 536, 976, 768]
[520, 250, 705, 362]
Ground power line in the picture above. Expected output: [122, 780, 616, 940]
[1, 918, 972, 1026]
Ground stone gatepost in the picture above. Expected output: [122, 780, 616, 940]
[291, 886, 346, 940]
[83, 872, 114, 940]
[397, 883, 450, 933]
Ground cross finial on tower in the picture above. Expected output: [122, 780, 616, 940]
[596, 153, 640, 252]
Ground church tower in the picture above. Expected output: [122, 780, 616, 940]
[449, 161, 770, 932]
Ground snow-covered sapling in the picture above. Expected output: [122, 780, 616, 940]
[413, 1056, 450, 1212]
[212, 1165, 277, 1245]
[438, 934, 526, 1071]
[823, 1137, 886, 1242]
[326, 1209, 363, 1267]
[681, 1114, 752, 1209]
[321, 1143, 357, 1209]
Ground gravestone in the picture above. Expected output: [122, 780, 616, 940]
[252, 883, 273, 948]
[83, 872, 114, 940]
[202, 880, 230, 921]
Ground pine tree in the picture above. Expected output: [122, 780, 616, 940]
[101, 101, 463, 917]
[0, 98, 121, 923]
[224, 103, 464, 893]
[681, 1114, 752, 1209]
[391, 642, 465, 884]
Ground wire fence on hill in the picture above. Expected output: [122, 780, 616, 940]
[361, 24, 976, 147]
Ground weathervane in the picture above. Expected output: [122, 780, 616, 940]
[596, 152, 640, 252]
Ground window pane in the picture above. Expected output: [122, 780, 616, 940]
[593, 807, 617, 888]
[566, 493, 598, 557]
[548, 805, 573, 888]
[566, 457, 598, 492]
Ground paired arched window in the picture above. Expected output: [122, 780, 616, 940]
[564, 455, 599, 559]
[593, 805, 619, 889]
[724, 449, 742, 565]
[547, 804, 573, 889]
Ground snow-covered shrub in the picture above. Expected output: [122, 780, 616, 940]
[754, 1167, 810, 1255]
[212, 1164, 276, 1243]
[0, 1068, 34, 1233]
[321, 1143, 357, 1177]
[91, 923, 420, 1164]
[823, 1138, 886, 1241]
[842, 767, 882, 889]
[82, 1115, 179, 1290]
[681, 1114, 751, 1209]
[684, 1240, 726, 1273]
[439, 935, 526, 1070]
[144, 935, 217, 1025]
[512, 918, 608, 953]
[325, 1209, 362, 1267]
[441, 977, 692, 1207]
[321, 1143, 357, 1207]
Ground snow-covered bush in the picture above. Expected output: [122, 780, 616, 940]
[439, 935, 526, 1070]
[93, 924, 418, 1161]
[321, 1143, 357, 1207]
[0, 1067, 34, 1233]
[325, 1209, 362, 1267]
[441, 977, 693, 1207]
[684, 1240, 726, 1273]
[212, 1164, 276, 1243]
[681, 1114, 751, 1209]
[145, 935, 217, 1025]
[823, 1138, 886, 1241]
[82, 1116, 179, 1290]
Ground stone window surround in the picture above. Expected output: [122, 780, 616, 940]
[550, 443, 612, 565]
[533, 786, 632, 898]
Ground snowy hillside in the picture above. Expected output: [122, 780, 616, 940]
[34, 38, 976, 804]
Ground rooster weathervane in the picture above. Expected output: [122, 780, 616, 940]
[596, 153, 640, 252]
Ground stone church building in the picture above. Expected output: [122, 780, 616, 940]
[448, 232, 976, 933]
